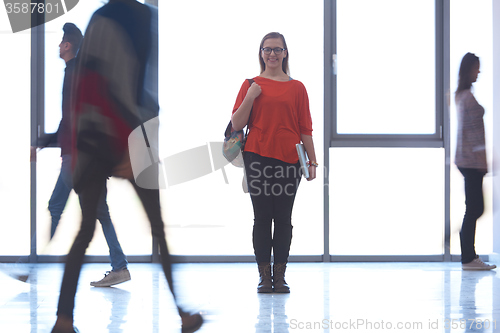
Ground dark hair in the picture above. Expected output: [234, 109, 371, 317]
[259, 32, 289, 75]
[456, 52, 479, 95]
[62, 23, 83, 55]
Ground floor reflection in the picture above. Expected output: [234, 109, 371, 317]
[459, 270, 497, 333]
[90, 287, 131, 332]
[0, 262, 499, 332]
[256, 293, 290, 333]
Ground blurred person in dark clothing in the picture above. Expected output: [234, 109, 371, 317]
[32, 22, 131, 288]
[51, 1, 203, 332]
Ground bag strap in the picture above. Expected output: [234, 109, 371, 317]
[225, 78, 255, 137]
[244, 78, 254, 136]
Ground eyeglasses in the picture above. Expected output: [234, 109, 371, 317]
[261, 47, 286, 55]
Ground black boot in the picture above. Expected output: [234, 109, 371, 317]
[273, 262, 290, 293]
[257, 263, 273, 293]
[181, 312, 204, 333]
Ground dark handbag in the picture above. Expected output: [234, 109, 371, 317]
[223, 79, 254, 167]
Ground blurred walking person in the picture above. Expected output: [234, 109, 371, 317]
[51, 1, 203, 332]
[32, 22, 131, 288]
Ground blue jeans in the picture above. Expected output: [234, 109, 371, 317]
[48, 155, 128, 271]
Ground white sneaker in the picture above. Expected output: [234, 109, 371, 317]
[462, 257, 497, 271]
[90, 268, 131, 287]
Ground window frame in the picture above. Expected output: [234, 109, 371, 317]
[328, 0, 446, 149]
[323, 0, 452, 261]
[18, 0, 462, 263]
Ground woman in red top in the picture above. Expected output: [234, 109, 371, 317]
[232, 32, 317, 293]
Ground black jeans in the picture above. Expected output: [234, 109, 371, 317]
[458, 167, 485, 264]
[56, 171, 181, 319]
[244, 152, 301, 264]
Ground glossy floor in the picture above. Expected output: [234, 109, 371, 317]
[0, 262, 499, 332]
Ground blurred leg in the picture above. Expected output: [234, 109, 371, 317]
[130, 179, 204, 329]
[129, 179, 181, 313]
[56, 174, 106, 319]
[48, 155, 73, 238]
[94, 187, 128, 271]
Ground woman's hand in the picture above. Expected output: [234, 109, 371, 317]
[247, 82, 262, 100]
[301, 134, 317, 181]
[307, 165, 316, 181]
[231, 82, 262, 131]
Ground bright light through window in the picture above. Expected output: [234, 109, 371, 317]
[336, 0, 435, 135]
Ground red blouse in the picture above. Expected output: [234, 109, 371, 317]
[232, 76, 313, 164]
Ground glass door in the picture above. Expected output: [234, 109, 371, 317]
[39, 0, 153, 257]
[0, 10, 31, 256]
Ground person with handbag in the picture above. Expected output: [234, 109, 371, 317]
[31, 22, 131, 289]
[51, 1, 203, 332]
[231, 32, 317, 293]
[455, 52, 496, 271]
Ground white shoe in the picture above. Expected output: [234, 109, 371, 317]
[462, 257, 497, 271]
[90, 268, 131, 287]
